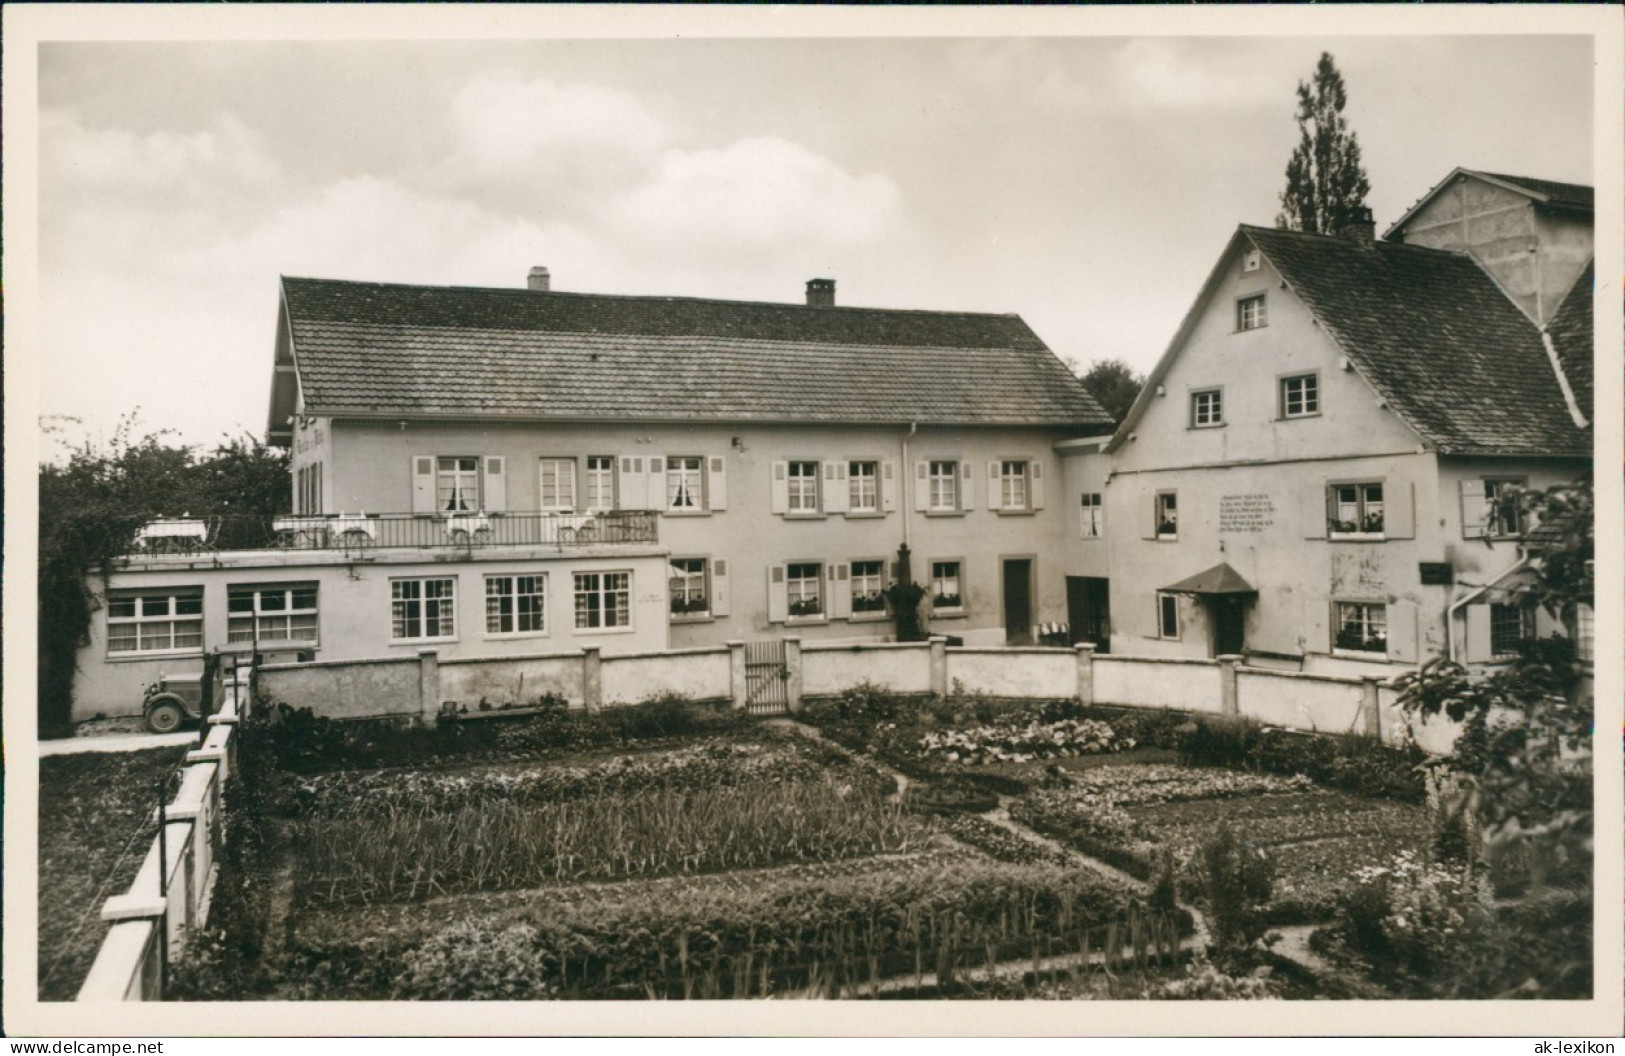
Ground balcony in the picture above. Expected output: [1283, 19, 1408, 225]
[124, 510, 659, 557]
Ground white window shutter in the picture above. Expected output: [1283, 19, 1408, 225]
[619, 456, 647, 510]
[958, 461, 974, 510]
[1386, 601, 1419, 664]
[986, 460, 1002, 511]
[1385, 480, 1414, 539]
[411, 456, 436, 513]
[913, 461, 930, 512]
[707, 456, 728, 511]
[882, 460, 898, 512]
[648, 457, 666, 511]
[1303, 485, 1328, 539]
[482, 456, 507, 512]
[1460, 479, 1488, 539]
[771, 461, 789, 514]
[1463, 602, 1492, 663]
[830, 562, 852, 619]
[710, 558, 731, 617]
[1030, 461, 1046, 510]
[767, 564, 788, 623]
[823, 461, 848, 514]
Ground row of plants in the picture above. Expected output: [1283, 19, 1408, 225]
[261, 695, 751, 773]
[292, 772, 926, 905]
[918, 716, 1123, 765]
[276, 734, 893, 819]
[270, 852, 1176, 1000]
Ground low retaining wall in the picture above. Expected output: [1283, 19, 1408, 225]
[255, 639, 1458, 749]
[77, 689, 245, 1002]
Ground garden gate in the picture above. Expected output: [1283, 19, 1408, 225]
[743, 639, 789, 715]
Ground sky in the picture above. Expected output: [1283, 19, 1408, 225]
[22, 16, 1603, 455]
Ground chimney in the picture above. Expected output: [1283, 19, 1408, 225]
[527, 266, 551, 292]
[805, 278, 835, 308]
[1337, 207, 1376, 246]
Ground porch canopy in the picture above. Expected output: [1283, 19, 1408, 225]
[1160, 562, 1257, 596]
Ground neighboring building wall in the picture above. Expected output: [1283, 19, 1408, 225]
[320, 419, 1084, 648]
[1393, 175, 1593, 325]
[71, 547, 670, 721]
[1055, 441, 1111, 581]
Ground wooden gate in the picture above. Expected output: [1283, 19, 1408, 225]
[744, 639, 790, 715]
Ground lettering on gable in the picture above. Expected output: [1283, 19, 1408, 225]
[1219, 493, 1275, 534]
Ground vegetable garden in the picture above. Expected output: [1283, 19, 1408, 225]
[164, 681, 1588, 1001]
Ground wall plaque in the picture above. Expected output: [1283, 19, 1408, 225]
[1219, 493, 1275, 533]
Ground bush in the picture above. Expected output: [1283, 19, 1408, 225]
[1173, 716, 1424, 802]
[1196, 824, 1275, 952]
[395, 922, 560, 1001]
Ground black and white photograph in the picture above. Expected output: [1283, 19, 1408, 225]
[5, 3, 1620, 1039]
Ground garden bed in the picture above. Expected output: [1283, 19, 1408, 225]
[38, 745, 188, 1000]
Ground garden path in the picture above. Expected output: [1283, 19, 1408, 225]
[40, 731, 199, 756]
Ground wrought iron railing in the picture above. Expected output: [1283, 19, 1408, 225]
[124, 510, 659, 556]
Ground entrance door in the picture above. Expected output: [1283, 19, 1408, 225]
[1209, 595, 1247, 657]
[1066, 576, 1111, 653]
[1003, 559, 1033, 644]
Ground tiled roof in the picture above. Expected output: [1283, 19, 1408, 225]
[280, 277, 1111, 428]
[1548, 262, 1594, 422]
[1474, 172, 1594, 211]
[1243, 226, 1590, 457]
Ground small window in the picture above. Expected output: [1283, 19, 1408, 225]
[1483, 479, 1527, 538]
[108, 588, 204, 655]
[1190, 389, 1223, 428]
[1157, 593, 1180, 639]
[228, 584, 318, 645]
[1080, 493, 1103, 538]
[1281, 374, 1319, 418]
[1243, 249, 1261, 273]
[669, 557, 710, 618]
[1576, 604, 1595, 663]
[538, 458, 577, 512]
[1156, 492, 1178, 540]
[997, 461, 1031, 509]
[931, 561, 963, 613]
[1489, 602, 1531, 658]
[486, 575, 546, 635]
[851, 559, 887, 614]
[928, 460, 959, 512]
[848, 461, 879, 513]
[786, 562, 823, 618]
[392, 578, 456, 641]
[1335, 602, 1387, 654]
[585, 456, 616, 512]
[787, 462, 820, 514]
[438, 456, 481, 512]
[1330, 482, 1384, 537]
[666, 456, 704, 511]
[1236, 294, 1267, 331]
[575, 571, 631, 630]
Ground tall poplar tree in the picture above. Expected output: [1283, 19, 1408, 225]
[1276, 52, 1372, 234]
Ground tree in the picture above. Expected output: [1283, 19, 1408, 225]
[1276, 52, 1372, 235]
[1077, 358, 1146, 425]
[37, 417, 290, 734]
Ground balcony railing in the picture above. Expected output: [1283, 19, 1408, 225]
[124, 510, 659, 557]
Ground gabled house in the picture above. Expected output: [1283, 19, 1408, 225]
[68, 273, 1113, 722]
[1076, 171, 1593, 676]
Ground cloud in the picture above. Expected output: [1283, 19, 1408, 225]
[1105, 40, 1282, 110]
[610, 136, 902, 266]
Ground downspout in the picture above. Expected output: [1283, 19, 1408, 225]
[900, 422, 917, 549]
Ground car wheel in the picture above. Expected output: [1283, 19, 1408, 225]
[146, 702, 185, 734]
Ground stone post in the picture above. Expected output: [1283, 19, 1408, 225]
[1360, 676, 1384, 739]
[1075, 643, 1097, 707]
[929, 636, 949, 698]
[583, 647, 603, 713]
[784, 637, 804, 712]
[1217, 654, 1243, 719]
[727, 641, 748, 710]
[417, 649, 440, 725]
